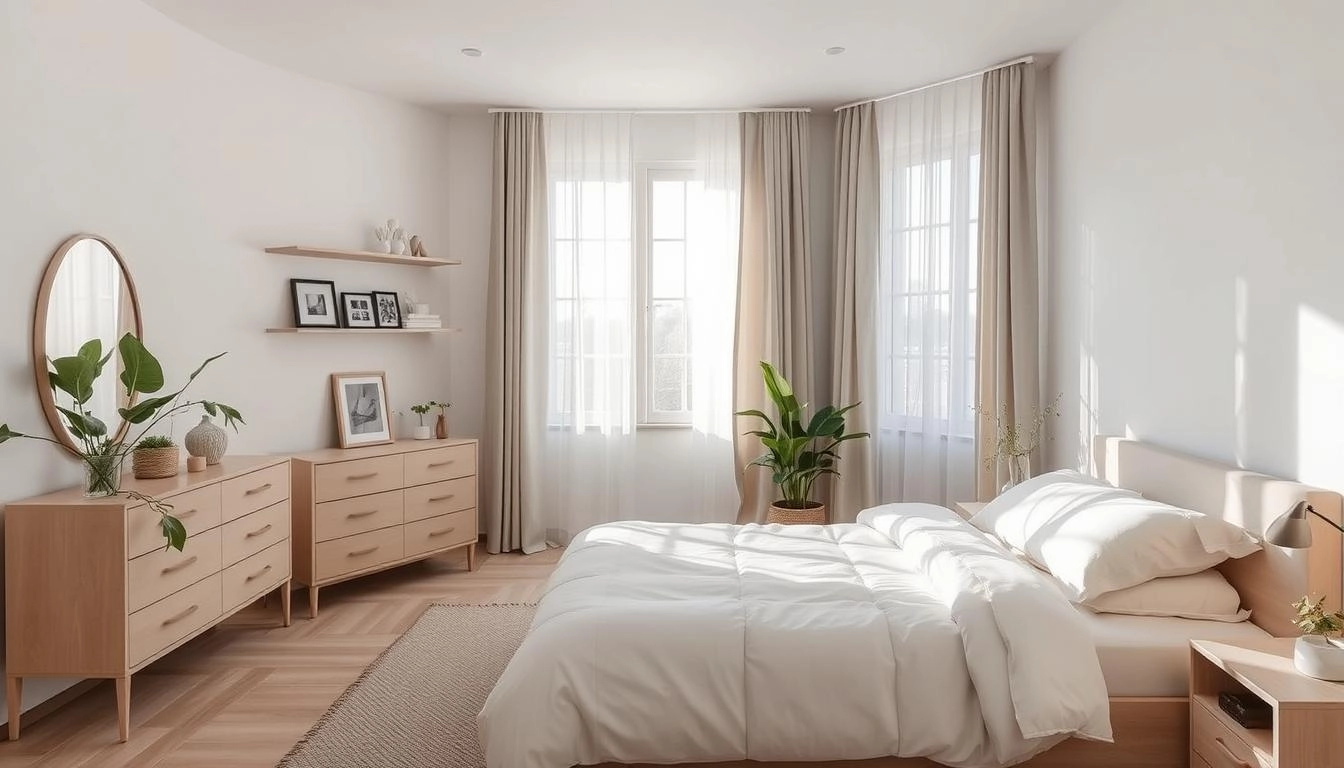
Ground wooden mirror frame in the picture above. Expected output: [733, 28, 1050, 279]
[32, 234, 143, 453]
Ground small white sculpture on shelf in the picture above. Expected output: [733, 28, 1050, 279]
[391, 225, 408, 255]
[373, 219, 394, 253]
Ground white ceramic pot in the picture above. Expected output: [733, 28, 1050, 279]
[412, 425, 433, 440]
[1293, 636, 1344, 681]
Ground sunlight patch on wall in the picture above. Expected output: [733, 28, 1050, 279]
[1234, 277, 1248, 467]
[1297, 305, 1344, 490]
[1076, 225, 1099, 473]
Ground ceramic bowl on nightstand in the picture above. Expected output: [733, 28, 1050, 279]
[1293, 636, 1344, 681]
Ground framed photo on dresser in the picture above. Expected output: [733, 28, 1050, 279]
[290, 279, 339, 328]
[331, 371, 392, 448]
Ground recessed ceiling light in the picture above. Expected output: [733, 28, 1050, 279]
[461, 47, 483, 57]
[825, 46, 846, 56]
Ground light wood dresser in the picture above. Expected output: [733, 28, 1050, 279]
[4, 455, 292, 742]
[290, 438, 478, 617]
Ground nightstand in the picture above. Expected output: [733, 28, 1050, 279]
[951, 501, 985, 520]
[1190, 638, 1344, 767]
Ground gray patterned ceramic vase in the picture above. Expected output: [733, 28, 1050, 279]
[185, 415, 228, 465]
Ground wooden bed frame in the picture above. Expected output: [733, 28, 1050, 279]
[602, 436, 1344, 768]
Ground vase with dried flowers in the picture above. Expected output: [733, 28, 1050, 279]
[972, 393, 1061, 491]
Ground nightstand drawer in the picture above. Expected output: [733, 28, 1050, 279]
[315, 455, 403, 502]
[1191, 750, 1212, 768]
[1192, 698, 1258, 768]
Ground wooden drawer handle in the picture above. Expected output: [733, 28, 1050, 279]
[1212, 737, 1252, 768]
[177, 508, 198, 519]
[428, 460, 455, 468]
[346, 509, 379, 519]
[244, 482, 273, 496]
[347, 545, 380, 557]
[161, 604, 199, 627]
[245, 523, 273, 538]
[428, 527, 457, 538]
[161, 555, 199, 575]
[347, 472, 379, 481]
[245, 564, 273, 582]
[428, 494, 456, 503]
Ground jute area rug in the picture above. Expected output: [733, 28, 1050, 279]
[277, 603, 536, 768]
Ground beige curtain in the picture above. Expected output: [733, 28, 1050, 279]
[827, 103, 879, 522]
[976, 62, 1042, 500]
[484, 111, 549, 554]
[734, 111, 814, 523]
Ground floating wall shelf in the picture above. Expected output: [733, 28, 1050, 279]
[265, 245, 461, 267]
[264, 327, 462, 335]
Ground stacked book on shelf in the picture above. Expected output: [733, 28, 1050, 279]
[402, 313, 442, 330]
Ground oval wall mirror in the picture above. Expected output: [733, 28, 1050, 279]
[33, 234, 143, 453]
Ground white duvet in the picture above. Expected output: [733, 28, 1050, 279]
[478, 503, 1112, 768]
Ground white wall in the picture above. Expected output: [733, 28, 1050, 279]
[0, 0, 480, 721]
[1046, 0, 1344, 492]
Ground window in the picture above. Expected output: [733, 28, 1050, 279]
[639, 167, 697, 424]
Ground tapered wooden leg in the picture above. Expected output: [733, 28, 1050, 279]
[115, 676, 130, 743]
[280, 580, 292, 627]
[308, 585, 319, 619]
[466, 542, 477, 572]
[6, 675, 21, 741]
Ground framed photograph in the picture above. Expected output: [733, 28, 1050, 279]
[372, 291, 402, 329]
[290, 279, 339, 328]
[331, 371, 392, 448]
[340, 292, 377, 328]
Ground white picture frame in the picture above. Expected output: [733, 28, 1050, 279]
[331, 371, 392, 448]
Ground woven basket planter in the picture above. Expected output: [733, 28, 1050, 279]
[766, 502, 828, 525]
[132, 446, 180, 479]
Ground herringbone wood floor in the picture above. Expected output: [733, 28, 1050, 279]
[0, 544, 562, 768]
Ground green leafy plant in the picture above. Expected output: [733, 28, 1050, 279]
[135, 435, 175, 450]
[1293, 595, 1344, 646]
[736, 361, 869, 509]
[0, 333, 244, 551]
[411, 400, 451, 426]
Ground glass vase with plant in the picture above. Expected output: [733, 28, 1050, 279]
[972, 393, 1061, 489]
[0, 333, 243, 550]
[736, 361, 869, 523]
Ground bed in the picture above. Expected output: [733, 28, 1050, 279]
[478, 437, 1343, 768]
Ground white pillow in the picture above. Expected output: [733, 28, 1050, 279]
[969, 470, 1261, 601]
[1078, 570, 1250, 622]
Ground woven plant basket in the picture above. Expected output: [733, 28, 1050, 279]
[766, 502, 828, 525]
[132, 446, 180, 479]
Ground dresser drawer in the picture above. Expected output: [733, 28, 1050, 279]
[314, 455, 403, 503]
[315, 526, 404, 582]
[1192, 698, 1259, 768]
[404, 444, 475, 487]
[222, 540, 290, 612]
[405, 509, 476, 558]
[221, 499, 290, 567]
[128, 526, 223, 613]
[404, 477, 475, 523]
[128, 484, 223, 559]
[129, 573, 222, 668]
[315, 489, 403, 542]
[221, 462, 290, 523]
[1191, 750, 1212, 768]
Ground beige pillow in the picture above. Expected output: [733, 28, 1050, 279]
[1081, 570, 1250, 622]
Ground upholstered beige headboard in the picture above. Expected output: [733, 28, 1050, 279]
[1093, 436, 1343, 637]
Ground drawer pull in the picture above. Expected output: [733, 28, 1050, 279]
[244, 482, 274, 496]
[428, 460, 455, 468]
[428, 527, 457, 538]
[245, 523, 274, 538]
[347, 472, 379, 481]
[177, 508, 198, 519]
[161, 604, 199, 627]
[428, 494, 456, 503]
[347, 545, 380, 557]
[245, 564, 274, 582]
[161, 556, 199, 575]
[1212, 737, 1252, 768]
[346, 509, 379, 519]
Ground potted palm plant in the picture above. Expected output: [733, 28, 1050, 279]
[737, 361, 869, 524]
[0, 333, 243, 551]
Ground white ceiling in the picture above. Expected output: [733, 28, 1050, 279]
[142, 0, 1117, 111]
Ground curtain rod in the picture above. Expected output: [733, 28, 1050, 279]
[833, 55, 1035, 112]
[487, 107, 811, 115]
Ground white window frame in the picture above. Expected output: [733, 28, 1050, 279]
[636, 163, 696, 427]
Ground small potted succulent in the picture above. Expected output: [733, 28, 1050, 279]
[1292, 595, 1344, 680]
[409, 402, 435, 440]
[132, 435, 180, 479]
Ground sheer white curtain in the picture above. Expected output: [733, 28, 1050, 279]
[535, 113, 741, 544]
[874, 79, 981, 505]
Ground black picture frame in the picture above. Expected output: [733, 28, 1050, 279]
[340, 292, 377, 328]
[371, 291, 402, 329]
[290, 278, 339, 328]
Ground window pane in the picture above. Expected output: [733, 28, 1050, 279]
[934, 159, 952, 225]
[967, 221, 979, 292]
[652, 180, 685, 239]
[652, 241, 685, 298]
[652, 300, 686, 355]
[554, 182, 576, 239]
[553, 299, 575, 356]
[653, 356, 685, 412]
[607, 183, 631, 240]
[554, 241, 576, 299]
